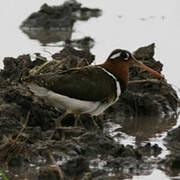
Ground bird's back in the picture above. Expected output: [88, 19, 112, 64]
[24, 66, 119, 103]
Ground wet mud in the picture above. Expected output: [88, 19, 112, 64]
[0, 43, 179, 179]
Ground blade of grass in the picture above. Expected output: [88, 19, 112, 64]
[0, 168, 8, 180]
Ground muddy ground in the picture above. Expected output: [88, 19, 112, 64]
[0, 43, 180, 180]
[1, 0, 180, 179]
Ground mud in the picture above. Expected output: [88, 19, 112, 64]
[160, 123, 180, 177]
[20, 0, 101, 45]
[165, 125, 180, 152]
[0, 42, 180, 179]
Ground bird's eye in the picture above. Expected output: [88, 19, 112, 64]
[109, 50, 130, 61]
[121, 52, 130, 61]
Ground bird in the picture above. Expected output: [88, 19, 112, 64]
[23, 49, 163, 129]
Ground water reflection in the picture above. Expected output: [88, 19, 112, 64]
[122, 116, 177, 142]
[106, 113, 179, 146]
[21, 29, 72, 45]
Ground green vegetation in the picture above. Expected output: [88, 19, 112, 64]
[0, 168, 8, 180]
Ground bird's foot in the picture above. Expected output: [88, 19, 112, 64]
[54, 126, 83, 141]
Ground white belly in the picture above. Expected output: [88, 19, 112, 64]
[46, 90, 115, 116]
[27, 83, 114, 115]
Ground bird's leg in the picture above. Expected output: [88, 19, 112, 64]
[48, 111, 69, 141]
[56, 111, 69, 129]
[91, 114, 105, 128]
[74, 114, 81, 127]
[91, 116, 99, 127]
[98, 114, 105, 124]
[48, 111, 68, 140]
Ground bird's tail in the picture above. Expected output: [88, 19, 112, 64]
[27, 83, 49, 97]
[21, 75, 49, 97]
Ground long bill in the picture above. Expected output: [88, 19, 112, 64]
[131, 55, 164, 79]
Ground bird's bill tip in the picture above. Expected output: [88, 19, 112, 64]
[131, 55, 164, 79]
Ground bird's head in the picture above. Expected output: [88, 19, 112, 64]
[101, 49, 163, 86]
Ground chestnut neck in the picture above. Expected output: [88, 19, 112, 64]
[99, 60, 129, 92]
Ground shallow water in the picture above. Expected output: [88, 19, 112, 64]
[1, 0, 180, 179]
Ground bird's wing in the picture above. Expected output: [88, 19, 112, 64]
[27, 66, 117, 102]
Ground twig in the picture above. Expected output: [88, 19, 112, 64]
[129, 79, 164, 84]
[83, 58, 91, 66]
[42, 44, 64, 48]
[34, 60, 64, 75]
[15, 110, 31, 142]
[35, 55, 47, 62]
[49, 152, 64, 180]
[5, 111, 31, 156]
[43, 48, 53, 55]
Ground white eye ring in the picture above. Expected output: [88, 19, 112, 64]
[110, 52, 121, 59]
[124, 52, 129, 61]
